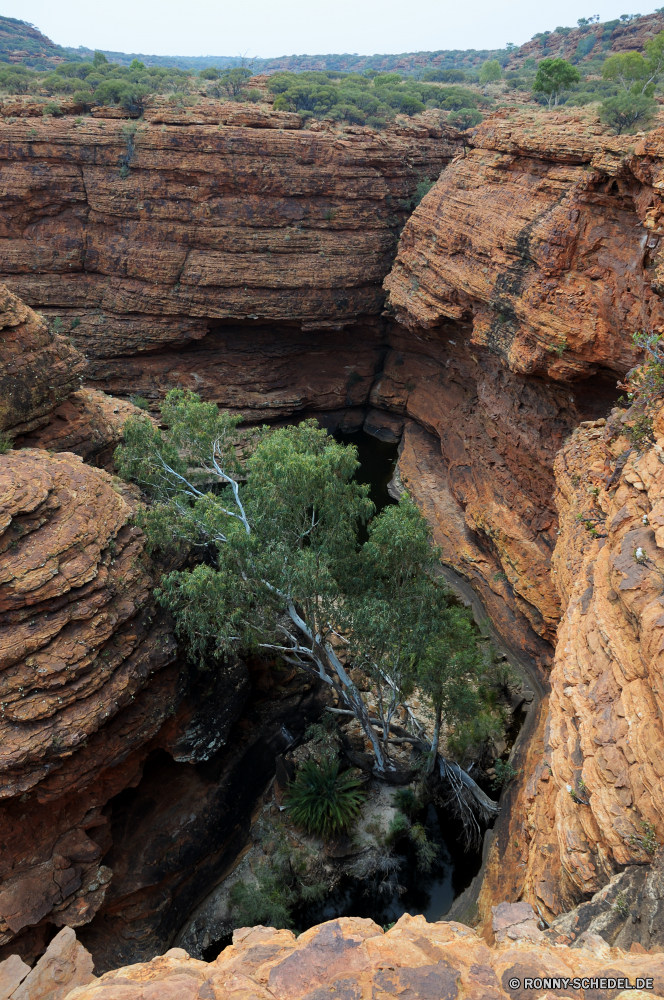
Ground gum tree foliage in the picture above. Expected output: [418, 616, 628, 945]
[115, 391, 500, 831]
[478, 59, 502, 85]
[602, 30, 664, 95]
[532, 58, 581, 106]
[600, 92, 657, 133]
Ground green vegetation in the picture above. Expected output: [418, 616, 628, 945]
[410, 177, 435, 208]
[629, 819, 660, 856]
[603, 30, 664, 96]
[383, 788, 438, 872]
[0, 53, 195, 112]
[286, 759, 365, 838]
[267, 70, 485, 127]
[229, 827, 326, 929]
[0, 434, 13, 454]
[620, 331, 664, 408]
[115, 390, 506, 794]
[478, 59, 502, 86]
[129, 395, 151, 410]
[491, 759, 520, 789]
[532, 58, 581, 106]
[448, 108, 484, 129]
[600, 92, 657, 133]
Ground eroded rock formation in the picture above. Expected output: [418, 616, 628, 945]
[30, 910, 664, 1000]
[0, 447, 180, 958]
[477, 404, 664, 925]
[0, 283, 84, 438]
[0, 112, 454, 419]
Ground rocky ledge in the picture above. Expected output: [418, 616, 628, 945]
[5, 906, 664, 1000]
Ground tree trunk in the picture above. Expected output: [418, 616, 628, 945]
[427, 707, 442, 775]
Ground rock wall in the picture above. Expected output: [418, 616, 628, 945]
[0, 446, 181, 960]
[0, 112, 454, 418]
[383, 112, 664, 926]
[480, 404, 664, 925]
[0, 283, 84, 438]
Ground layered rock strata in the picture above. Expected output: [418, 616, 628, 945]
[0, 447, 180, 957]
[476, 403, 664, 926]
[385, 111, 662, 383]
[0, 112, 454, 418]
[36, 910, 664, 1000]
[0, 282, 84, 438]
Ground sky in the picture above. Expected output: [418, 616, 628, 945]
[6, 0, 662, 58]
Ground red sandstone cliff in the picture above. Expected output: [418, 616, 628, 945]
[477, 403, 664, 926]
[0, 111, 454, 419]
[0, 446, 181, 960]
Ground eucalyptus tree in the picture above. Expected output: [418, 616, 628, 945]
[116, 390, 501, 831]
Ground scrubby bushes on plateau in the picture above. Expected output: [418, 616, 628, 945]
[267, 70, 486, 126]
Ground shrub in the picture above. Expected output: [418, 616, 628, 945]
[448, 108, 483, 129]
[286, 759, 365, 838]
[130, 395, 151, 411]
[42, 102, 62, 117]
[410, 177, 435, 208]
[423, 68, 466, 82]
[436, 86, 481, 111]
[479, 60, 502, 85]
[600, 93, 657, 134]
[0, 434, 13, 454]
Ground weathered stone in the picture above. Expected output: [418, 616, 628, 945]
[45, 914, 664, 1000]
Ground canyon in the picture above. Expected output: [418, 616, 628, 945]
[3, 95, 664, 987]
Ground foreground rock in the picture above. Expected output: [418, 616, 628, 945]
[22, 909, 664, 1000]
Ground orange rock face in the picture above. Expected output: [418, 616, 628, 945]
[56, 912, 664, 1000]
[378, 324, 616, 660]
[0, 114, 454, 416]
[385, 111, 664, 384]
[0, 283, 84, 437]
[502, 405, 664, 922]
[0, 448, 179, 955]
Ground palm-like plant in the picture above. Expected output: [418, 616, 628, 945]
[286, 759, 365, 839]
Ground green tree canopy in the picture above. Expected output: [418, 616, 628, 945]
[603, 30, 664, 96]
[600, 92, 657, 133]
[479, 59, 502, 85]
[532, 57, 581, 106]
[115, 392, 503, 834]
